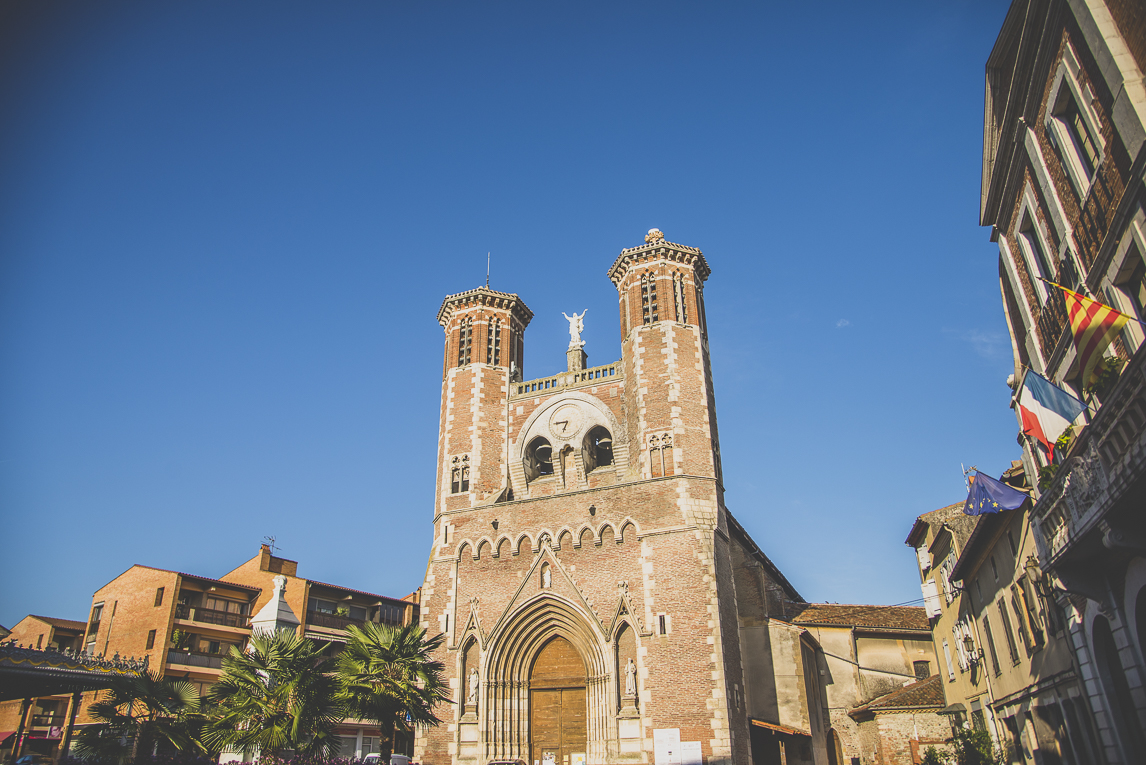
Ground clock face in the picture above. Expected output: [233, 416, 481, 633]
[548, 404, 584, 440]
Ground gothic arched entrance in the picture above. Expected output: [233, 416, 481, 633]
[530, 636, 587, 765]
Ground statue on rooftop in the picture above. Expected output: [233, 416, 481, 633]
[563, 310, 587, 348]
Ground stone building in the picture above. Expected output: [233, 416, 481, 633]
[788, 605, 947, 765]
[979, 0, 1146, 762]
[414, 230, 837, 765]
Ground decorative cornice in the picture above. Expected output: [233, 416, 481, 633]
[437, 287, 534, 328]
[607, 240, 711, 286]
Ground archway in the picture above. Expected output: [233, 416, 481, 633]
[530, 636, 587, 765]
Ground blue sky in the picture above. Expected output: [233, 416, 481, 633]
[0, 1, 1017, 629]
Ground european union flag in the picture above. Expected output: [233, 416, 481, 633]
[963, 471, 1028, 516]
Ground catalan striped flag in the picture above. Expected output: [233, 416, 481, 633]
[1048, 282, 1131, 387]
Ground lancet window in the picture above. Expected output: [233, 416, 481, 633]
[487, 318, 501, 366]
[648, 433, 673, 478]
[450, 454, 470, 494]
[673, 273, 687, 323]
[457, 317, 473, 367]
[641, 273, 659, 324]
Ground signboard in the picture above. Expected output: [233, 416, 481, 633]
[653, 728, 681, 765]
[679, 741, 702, 765]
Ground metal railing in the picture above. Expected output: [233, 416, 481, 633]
[1035, 286, 1067, 356]
[174, 604, 248, 628]
[166, 649, 224, 669]
[306, 611, 369, 631]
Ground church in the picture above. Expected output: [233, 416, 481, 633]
[414, 230, 831, 765]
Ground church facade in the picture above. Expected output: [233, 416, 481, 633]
[414, 231, 829, 765]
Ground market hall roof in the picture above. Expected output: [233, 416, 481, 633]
[0, 643, 147, 701]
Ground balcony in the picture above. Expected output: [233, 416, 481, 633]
[175, 604, 249, 629]
[166, 649, 225, 669]
[306, 611, 371, 631]
[1032, 348, 1146, 563]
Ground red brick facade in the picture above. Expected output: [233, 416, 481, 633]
[415, 233, 816, 765]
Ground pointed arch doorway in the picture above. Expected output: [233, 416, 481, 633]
[530, 636, 587, 765]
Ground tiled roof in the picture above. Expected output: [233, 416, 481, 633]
[788, 604, 929, 631]
[307, 579, 406, 603]
[850, 675, 945, 716]
[29, 616, 87, 632]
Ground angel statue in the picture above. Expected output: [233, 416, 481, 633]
[563, 309, 587, 348]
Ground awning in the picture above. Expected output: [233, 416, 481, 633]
[0, 731, 15, 745]
[938, 703, 967, 715]
[749, 719, 811, 737]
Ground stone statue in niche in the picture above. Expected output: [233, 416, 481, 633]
[562, 310, 587, 348]
[541, 564, 552, 589]
[624, 658, 637, 697]
[467, 667, 479, 706]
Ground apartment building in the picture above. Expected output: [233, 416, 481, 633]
[980, 0, 1146, 761]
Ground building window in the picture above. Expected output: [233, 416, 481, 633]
[641, 274, 659, 324]
[657, 613, 670, 635]
[673, 274, 688, 323]
[487, 318, 501, 366]
[1113, 241, 1146, 353]
[998, 599, 1020, 664]
[649, 433, 673, 478]
[154, 587, 165, 607]
[36, 634, 42, 649]
[1017, 212, 1055, 303]
[982, 615, 1001, 676]
[913, 660, 930, 679]
[1011, 591, 1034, 654]
[991, 556, 999, 582]
[146, 630, 156, 650]
[1045, 47, 1105, 196]
[457, 317, 472, 367]
[450, 455, 470, 494]
[204, 597, 247, 616]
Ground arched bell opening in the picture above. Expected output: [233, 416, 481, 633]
[525, 437, 554, 482]
[583, 426, 614, 473]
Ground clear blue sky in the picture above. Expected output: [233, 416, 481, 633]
[1, 1, 1017, 629]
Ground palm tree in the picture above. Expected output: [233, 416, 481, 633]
[73, 671, 203, 763]
[202, 629, 342, 760]
[336, 623, 450, 757]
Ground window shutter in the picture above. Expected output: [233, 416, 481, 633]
[942, 639, 956, 681]
[917, 546, 932, 572]
[922, 579, 942, 618]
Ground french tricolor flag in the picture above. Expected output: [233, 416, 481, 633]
[1017, 371, 1086, 460]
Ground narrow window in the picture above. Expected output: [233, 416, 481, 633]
[658, 614, 667, 635]
[460, 464, 470, 492]
[36, 634, 43, 649]
[1018, 213, 1055, 301]
[673, 274, 688, 323]
[991, 556, 999, 582]
[155, 587, 164, 607]
[444, 614, 449, 634]
[146, 630, 156, 650]
[457, 317, 472, 367]
[998, 599, 1020, 664]
[451, 468, 460, 494]
[1006, 529, 1017, 558]
[1054, 89, 1100, 177]
[487, 318, 501, 366]
[641, 275, 651, 325]
[648, 274, 658, 322]
[983, 615, 1001, 676]
[1011, 591, 1033, 653]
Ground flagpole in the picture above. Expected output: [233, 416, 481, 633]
[1035, 276, 1146, 328]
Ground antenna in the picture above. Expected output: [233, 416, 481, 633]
[262, 535, 278, 555]
[486, 252, 490, 288]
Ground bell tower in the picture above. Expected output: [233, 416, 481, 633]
[607, 228, 723, 485]
[436, 287, 533, 516]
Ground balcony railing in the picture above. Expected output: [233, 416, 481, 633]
[1035, 286, 1068, 356]
[174, 604, 249, 629]
[30, 715, 64, 727]
[166, 649, 224, 669]
[306, 612, 370, 631]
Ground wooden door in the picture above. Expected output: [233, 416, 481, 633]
[530, 637, 587, 765]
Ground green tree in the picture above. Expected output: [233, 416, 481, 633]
[948, 727, 1008, 765]
[336, 622, 450, 756]
[202, 629, 341, 759]
[73, 671, 203, 763]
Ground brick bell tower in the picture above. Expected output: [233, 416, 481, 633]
[607, 228, 723, 487]
[436, 287, 534, 514]
[416, 231, 775, 765]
